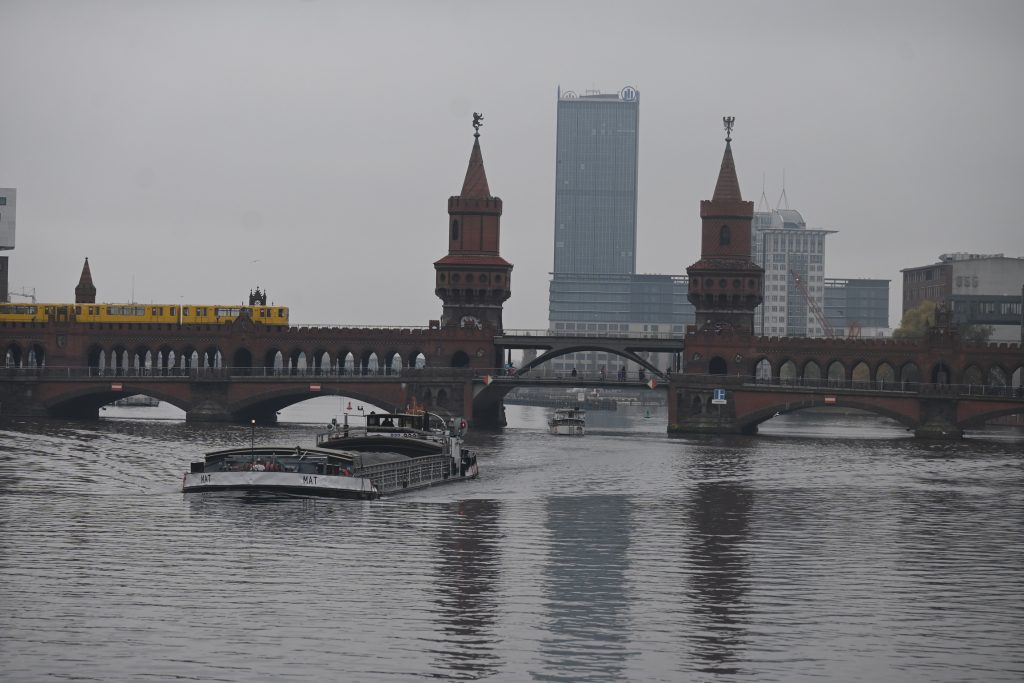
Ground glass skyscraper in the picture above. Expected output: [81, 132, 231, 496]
[547, 87, 693, 375]
[552, 89, 639, 276]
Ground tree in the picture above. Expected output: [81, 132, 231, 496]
[893, 300, 994, 343]
[894, 301, 937, 339]
[960, 323, 995, 344]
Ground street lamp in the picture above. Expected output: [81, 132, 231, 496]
[250, 419, 256, 462]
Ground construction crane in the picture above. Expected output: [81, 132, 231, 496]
[789, 270, 836, 338]
[7, 287, 36, 304]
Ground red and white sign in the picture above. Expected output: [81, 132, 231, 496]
[824, 396, 837, 405]
[110, 383, 123, 391]
[647, 379, 657, 389]
[483, 375, 493, 385]
[309, 384, 321, 392]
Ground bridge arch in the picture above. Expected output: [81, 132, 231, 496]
[265, 348, 284, 374]
[708, 356, 728, 375]
[779, 359, 797, 382]
[961, 364, 983, 385]
[988, 365, 1008, 387]
[899, 361, 920, 386]
[451, 350, 470, 368]
[25, 342, 46, 368]
[875, 361, 896, 386]
[826, 360, 846, 384]
[802, 360, 822, 384]
[852, 361, 870, 385]
[739, 397, 918, 433]
[229, 386, 401, 422]
[515, 344, 666, 379]
[232, 347, 253, 371]
[4, 341, 23, 367]
[754, 358, 771, 381]
[931, 361, 952, 385]
[44, 384, 193, 418]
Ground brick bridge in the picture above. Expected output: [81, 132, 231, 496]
[670, 325, 1024, 438]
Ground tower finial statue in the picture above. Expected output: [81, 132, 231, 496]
[723, 116, 735, 142]
[472, 112, 484, 138]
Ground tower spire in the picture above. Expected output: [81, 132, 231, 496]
[75, 257, 96, 304]
[712, 117, 743, 203]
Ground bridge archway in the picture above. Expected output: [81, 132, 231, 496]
[754, 358, 771, 381]
[739, 397, 918, 434]
[962, 365, 983, 385]
[779, 359, 797, 382]
[876, 362, 895, 385]
[4, 342, 22, 367]
[229, 386, 401, 423]
[931, 362, 952, 385]
[451, 350, 470, 368]
[708, 356, 728, 375]
[827, 360, 845, 383]
[802, 360, 822, 384]
[852, 361, 870, 384]
[45, 385, 192, 419]
[989, 365, 1008, 387]
[232, 347, 253, 371]
[899, 362, 920, 386]
[514, 344, 666, 379]
[25, 343, 45, 368]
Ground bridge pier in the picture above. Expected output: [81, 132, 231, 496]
[914, 398, 964, 439]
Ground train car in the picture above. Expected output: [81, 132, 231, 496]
[74, 304, 180, 325]
[0, 303, 48, 323]
[0, 301, 289, 327]
[180, 305, 289, 326]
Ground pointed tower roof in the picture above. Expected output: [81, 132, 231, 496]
[460, 137, 492, 199]
[75, 257, 96, 304]
[712, 140, 743, 203]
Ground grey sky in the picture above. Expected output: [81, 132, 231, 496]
[2, 0, 1022, 329]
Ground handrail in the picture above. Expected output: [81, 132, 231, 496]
[497, 329, 682, 340]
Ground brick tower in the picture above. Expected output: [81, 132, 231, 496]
[75, 257, 96, 304]
[686, 118, 763, 335]
[434, 115, 512, 331]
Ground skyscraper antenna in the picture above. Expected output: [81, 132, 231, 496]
[757, 172, 770, 212]
[776, 169, 790, 210]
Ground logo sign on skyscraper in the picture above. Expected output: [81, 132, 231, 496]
[620, 86, 638, 102]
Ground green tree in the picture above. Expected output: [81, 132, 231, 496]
[960, 323, 995, 344]
[894, 301, 937, 339]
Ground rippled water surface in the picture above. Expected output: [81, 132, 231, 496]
[1, 401, 1023, 682]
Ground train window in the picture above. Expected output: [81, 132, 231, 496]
[45, 306, 54, 314]
[75, 306, 81, 315]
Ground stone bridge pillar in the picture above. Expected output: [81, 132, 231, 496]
[915, 397, 963, 439]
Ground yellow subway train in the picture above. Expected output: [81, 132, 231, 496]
[0, 302, 290, 326]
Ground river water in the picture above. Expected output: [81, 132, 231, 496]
[1, 400, 1022, 682]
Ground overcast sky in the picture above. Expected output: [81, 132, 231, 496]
[2, 0, 1022, 329]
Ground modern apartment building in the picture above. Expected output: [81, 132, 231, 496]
[0, 188, 16, 303]
[750, 207, 835, 337]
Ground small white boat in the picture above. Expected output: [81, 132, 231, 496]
[549, 407, 586, 436]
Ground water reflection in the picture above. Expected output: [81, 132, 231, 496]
[430, 499, 504, 680]
[686, 450, 752, 676]
[536, 495, 635, 682]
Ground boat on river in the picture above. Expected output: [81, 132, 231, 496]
[181, 412, 478, 499]
[548, 407, 586, 436]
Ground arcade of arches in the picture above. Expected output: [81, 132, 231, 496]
[4, 341, 481, 375]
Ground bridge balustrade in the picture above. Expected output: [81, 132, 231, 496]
[499, 328, 681, 340]
[679, 372, 1024, 399]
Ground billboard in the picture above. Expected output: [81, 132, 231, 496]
[0, 188, 15, 250]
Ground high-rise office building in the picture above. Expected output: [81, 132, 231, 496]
[552, 87, 639, 276]
[547, 87, 693, 375]
[0, 188, 16, 303]
[750, 206, 835, 337]
[824, 278, 890, 337]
